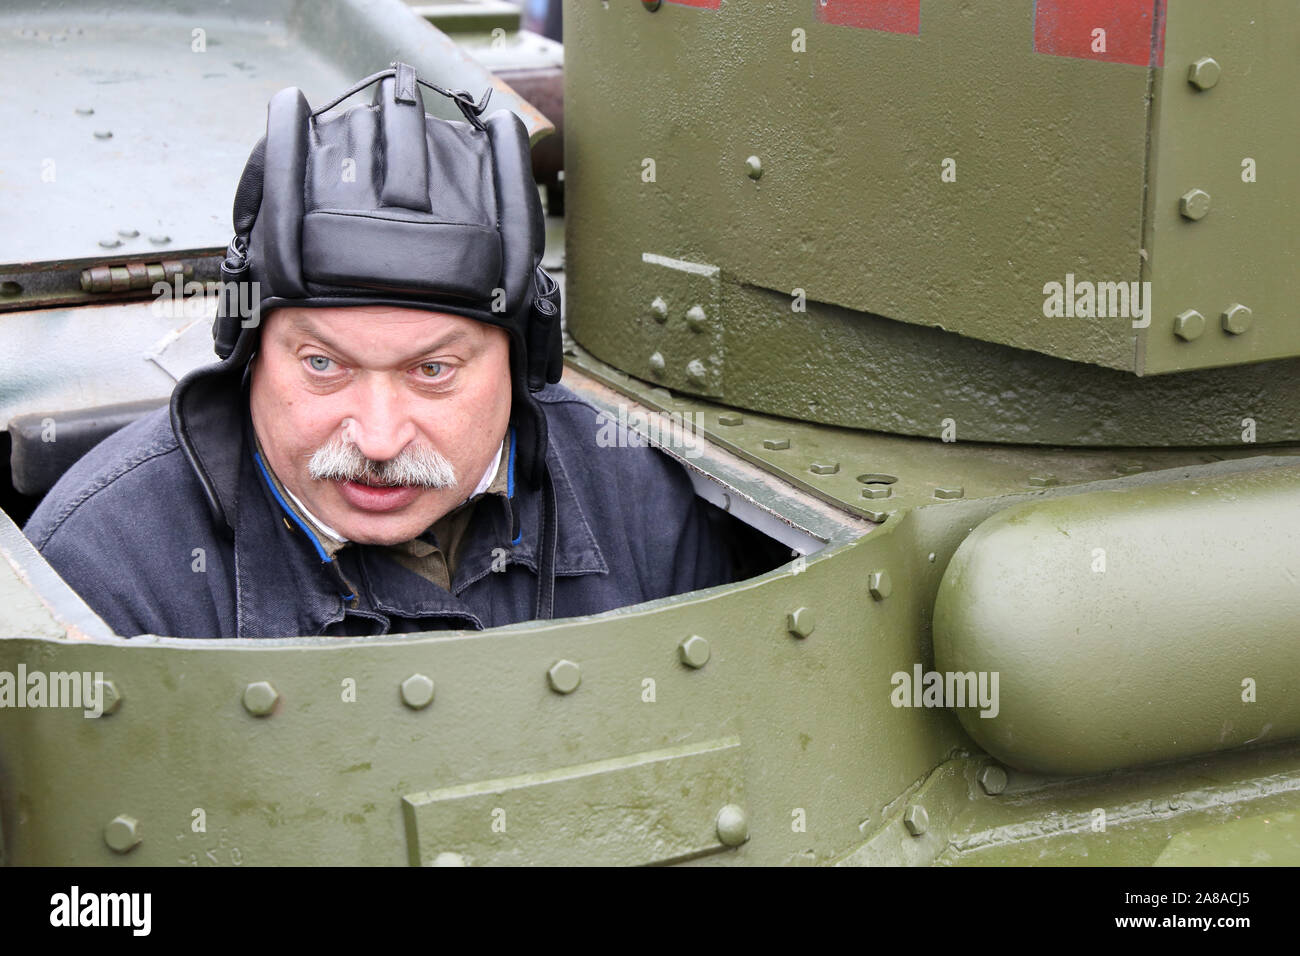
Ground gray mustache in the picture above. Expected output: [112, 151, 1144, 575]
[307, 434, 458, 488]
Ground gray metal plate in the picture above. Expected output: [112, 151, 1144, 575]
[0, 0, 549, 271]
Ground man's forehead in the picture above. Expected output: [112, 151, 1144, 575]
[282, 305, 471, 333]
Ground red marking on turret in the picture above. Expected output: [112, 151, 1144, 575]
[814, 0, 921, 35]
[1034, 0, 1166, 67]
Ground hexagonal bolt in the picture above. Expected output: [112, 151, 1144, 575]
[715, 804, 750, 846]
[809, 461, 840, 476]
[903, 804, 928, 836]
[242, 681, 279, 717]
[678, 635, 711, 668]
[786, 607, 816, 639]
[1221, 303, 1252, 335]
[861, 485, 892, 500]
[978, 764, 1009, 796]
[718, 412, 744, 426]
[868, 570, 892, 601]
[547, 659, 582, 694]
[1173, 309, 1206, 342]
[745, 156, 762, 180]
[400, 673, 436, 710]
[685, 304, 708, 332]
[104, 814, 142, 853]
[1179, 188, 1211, 221]
[1187, 55, 1221, 90]
[685, 359, 709, 386]
[648, 351, 666, 376]
[762, 438, 790, 450]
[933, 486, 964, 500]
[649, 296, 668, 323]
[94, 678, 123, 716]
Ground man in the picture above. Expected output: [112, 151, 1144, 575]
[23, 64, 731, 638]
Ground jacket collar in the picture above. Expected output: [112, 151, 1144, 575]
[170, 359, 607, 635]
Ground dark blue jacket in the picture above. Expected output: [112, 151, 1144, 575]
[23, 381, 730, 638]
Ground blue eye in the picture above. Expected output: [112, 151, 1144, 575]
[307, 355, 333, 372]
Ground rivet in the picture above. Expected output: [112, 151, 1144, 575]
[1221, 303, 1252, 335]
[649, 296, 668, 323]
[685, 304, 707, 332]
[104, 814, 142, 853]
[718, 412, 743, 426]
[432, 851, 467, 866]
[903, 804, 928, 836]
[1179, 188, 1211, 221]
[786, 607, 816, 639]
[547, 659, 581, 694]
[242, 680, 279, 716]
[685, 359, 708, 385]
[93, 129, 113, 139]
[648, 351, 666, 376]
[809, 461, 839, 476]
[715, 804, 749, 846]
[400, 673, 435, 709]
[98, 238, 122, 249]
[933, 486, 964, 500]
[678, 635, 711, 668]
[868, 570, 892, 600]
[745, 156, 762, 180]
[978, 764, 1008, 796]
[1187, 56, 1221, 90]
[148, 234, 171, 245]
[1027, 474, 1059, 487]
[117, 228, 139, 239]
[1173, 309, 1205, 341]
[762, 437, 790, 450]
[861, 485, 892, 500]
[94, 678, 123, 716]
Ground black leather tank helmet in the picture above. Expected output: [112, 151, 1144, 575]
[177, 62, 562, 492]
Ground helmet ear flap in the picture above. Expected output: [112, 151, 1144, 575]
[213, 136, 267, 361]
[526, 265, 563, 391]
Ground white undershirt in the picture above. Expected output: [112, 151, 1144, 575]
[286, 439, 505, 546]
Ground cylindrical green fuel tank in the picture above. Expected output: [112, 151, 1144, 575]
[933, 463, 1300, 775]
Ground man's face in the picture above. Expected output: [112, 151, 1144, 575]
[248, 305, 513, 545]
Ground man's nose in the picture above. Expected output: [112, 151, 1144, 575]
[342, 375, 418, 462]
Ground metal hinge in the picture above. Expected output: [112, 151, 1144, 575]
[80, 259, 191, 294]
